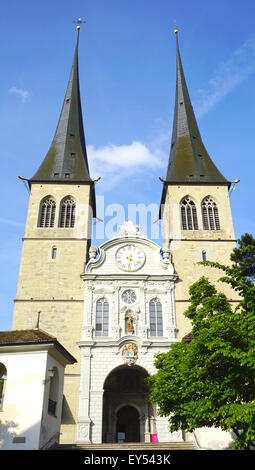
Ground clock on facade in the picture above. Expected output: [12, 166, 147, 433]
[121, 290, 137, 304]
[116, 245, 145, 272]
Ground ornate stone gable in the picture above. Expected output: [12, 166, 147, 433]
[85, 221, 175, 277]
[80, 221, 178, 344]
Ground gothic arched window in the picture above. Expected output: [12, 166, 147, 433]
[95, 298, 109, 336]
[180, 196, 198, 230]
[39, 197, 56, 227]
[149, 298, 163, 337]
[59, 197, 76, 228]
[202, 197, 220, 230]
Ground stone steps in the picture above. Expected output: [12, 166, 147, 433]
[54, 441, 197, 451]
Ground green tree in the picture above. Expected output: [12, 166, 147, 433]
[230, 233, 255, 280]
[148, 259, 255, 450]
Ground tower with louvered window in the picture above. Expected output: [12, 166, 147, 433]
[160, 31, 237, 339]
[12, 30, 96, 443]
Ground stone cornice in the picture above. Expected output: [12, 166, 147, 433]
[81, 274, 178, 281]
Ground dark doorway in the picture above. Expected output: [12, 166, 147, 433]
[116, 405, 140, 442]
[102, 365, 152, 443]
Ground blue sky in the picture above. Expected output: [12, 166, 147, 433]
[1, 0, 255, 330]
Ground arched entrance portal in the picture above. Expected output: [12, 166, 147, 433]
[102, 365, 156, 443]
[116, 406, 140, 443]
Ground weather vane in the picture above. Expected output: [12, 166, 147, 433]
[73, 18, 86, 31]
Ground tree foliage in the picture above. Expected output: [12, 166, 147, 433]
[230, 233, 255, 280]
[148, 240, 255, 450]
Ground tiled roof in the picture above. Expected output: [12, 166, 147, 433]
[0, 329, 77, 364]
[0, 329, 57, 345]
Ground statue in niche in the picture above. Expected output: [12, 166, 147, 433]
[125, 311, 135, 334]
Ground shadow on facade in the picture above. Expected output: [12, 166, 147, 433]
[0, 420, 19, 448]
[61, 395, 76, 425]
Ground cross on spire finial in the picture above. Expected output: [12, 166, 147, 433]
[73, 17, 86, 31]
[174, 20, 179, 35]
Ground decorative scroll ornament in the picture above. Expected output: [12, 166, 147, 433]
[114, 221, 145, 239]
[121, 343, 138, 366]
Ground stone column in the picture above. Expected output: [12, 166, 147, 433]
[77, 343, 93, 443]
[144, 396, 151, 443]
[90, 389, 104, 443]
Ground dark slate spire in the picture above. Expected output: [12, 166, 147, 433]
[30, 29, 92, 185]
[163, 31, 230, 190]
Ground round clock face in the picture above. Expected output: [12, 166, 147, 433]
[122, 290, 137, 304]
[116, 245, 145, 272]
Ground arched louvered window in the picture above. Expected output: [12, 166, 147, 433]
[39, 197, 56, 227]
[0, 363, 7, 411]
[59, 197, 75, 228]
[180, 196, 198, 230]
[149, 298, 163, 337]
[95, 298, 109, 336]
[202, 197, 220, 230]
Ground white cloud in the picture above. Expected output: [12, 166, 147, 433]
[88, 141, 163, 170]
[87, 140, 165, 191]
[194, 35, 255, 118]
[9, 86, 29, 103]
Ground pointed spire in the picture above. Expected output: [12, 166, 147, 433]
[164, 30, 229, 186]
[30, 27, 92, 185]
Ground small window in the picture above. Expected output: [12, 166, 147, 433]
[51, 247, 57, 259]
[48, 367, 59, 417]
[149, 298, 163, 337]
[0, 363, 7, 411]
[95, 298, 109, 337]
[202, 250, 207, 262]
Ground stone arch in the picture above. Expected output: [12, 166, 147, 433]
[116, 405, 140, 443]
[102, 364, 156, 443]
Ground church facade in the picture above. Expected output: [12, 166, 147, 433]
[77, 221, 180, 444]
[9, 27, 237, 449]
